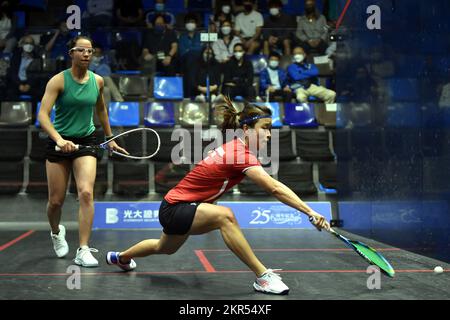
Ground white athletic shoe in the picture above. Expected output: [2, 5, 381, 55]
[253, 269, 290, 295]
[106, 251, 137, 271]
[74, 246, 99, 267]
[50, 225, 69, 258]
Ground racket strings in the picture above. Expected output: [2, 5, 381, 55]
[110, 128, 160, 159]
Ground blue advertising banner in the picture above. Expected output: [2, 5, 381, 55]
[93, 201, 332, 230]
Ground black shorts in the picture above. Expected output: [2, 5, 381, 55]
[46, 132, 98, 163]
[159, 199, 199, 235]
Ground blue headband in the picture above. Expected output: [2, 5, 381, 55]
[239, 115, 272, 125]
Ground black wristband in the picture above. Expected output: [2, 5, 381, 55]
[105, 135, 114, 141]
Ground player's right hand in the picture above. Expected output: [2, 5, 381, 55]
[308, 212, 330, 232]
[56, 138, 77, 153]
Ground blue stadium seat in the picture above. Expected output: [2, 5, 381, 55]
[154, 77, 184, 100]
[386, 103, 421, 127]
[283, 102, 318, 128]
[35, 102, 55, 127]
[108, 102, 140, 127]
[389, 78, 419, 102]
[144, 102, 175, 127]
[254, 102, 282, 128]
[18, 95, 32, 101]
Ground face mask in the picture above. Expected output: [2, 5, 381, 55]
[186, 23, 196, 32]
[222, 5, 231, 14]
[155, 3, 164, 11]
[294, 54, 305, 63]
[269, 60, 279, 68]
[269, 8, 280, 16]
[234, 52, 244, 60]
[221, 26, 231, 35]
[244, 4, 253, 12]
[23, 44, 34, 53]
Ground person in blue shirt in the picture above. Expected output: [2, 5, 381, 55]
[178, 13, 204, 97]
[287, 46, 335, 103]
[145, 0, 176, 29]
[259, 51, 294, 102]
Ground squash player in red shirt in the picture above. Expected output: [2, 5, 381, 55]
[106, 97, 330, 295]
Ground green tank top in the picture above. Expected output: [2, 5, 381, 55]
[53, 69, 98, 137]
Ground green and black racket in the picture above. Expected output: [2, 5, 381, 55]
[309, 216, 395, 277]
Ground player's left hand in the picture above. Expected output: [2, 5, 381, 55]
[108, 141, 129, 155]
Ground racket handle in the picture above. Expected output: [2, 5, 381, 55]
[309, 215, 333, 233]
[55, 144, 79, 152]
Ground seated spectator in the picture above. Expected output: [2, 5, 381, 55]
[234, 0, 263, 55]
[145, 0, 176, 29]
[259, 52, 294, 102]
[212, 20, 241, 66]
[7, 35, 45, 101]
[83, 0, 114, 29]
[141, 14, 178, 76]
[0, 1, 17, 56]
[294, 0, 329, 55]
[42, 20, 72, 71]
[178, 13, 203, 59]
[222, 43, 255, 100]
[209, 0, 235, 32]
[178, 13, 204, 97]
[89, 45, 124, 103]
[193, 47, 221, 102]
[287, 46, 335, 103]
[262, 0, 296, 56]
[115, 0, 144, 27]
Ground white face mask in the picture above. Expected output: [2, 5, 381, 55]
[222, 5, 231, 14]
[294, 54, 305, 63]
[269, 60, 279, 68]
[186, 23, 196, 32]
[221, 26, 231, 35]
[234, 51, 244, 60]
[23, 44, 34, 53]
[269, 8, 280, 16]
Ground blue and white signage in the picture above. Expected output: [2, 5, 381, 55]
[93, 201, 332, 230]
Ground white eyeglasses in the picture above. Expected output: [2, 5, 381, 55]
[70, 47, 95, 55]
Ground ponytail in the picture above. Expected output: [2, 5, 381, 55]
[215, 96, 272, 133]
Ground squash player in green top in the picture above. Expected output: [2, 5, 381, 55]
[38, 36, 127, 267]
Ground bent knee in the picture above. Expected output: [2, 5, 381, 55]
[220, 208, 237, 225]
